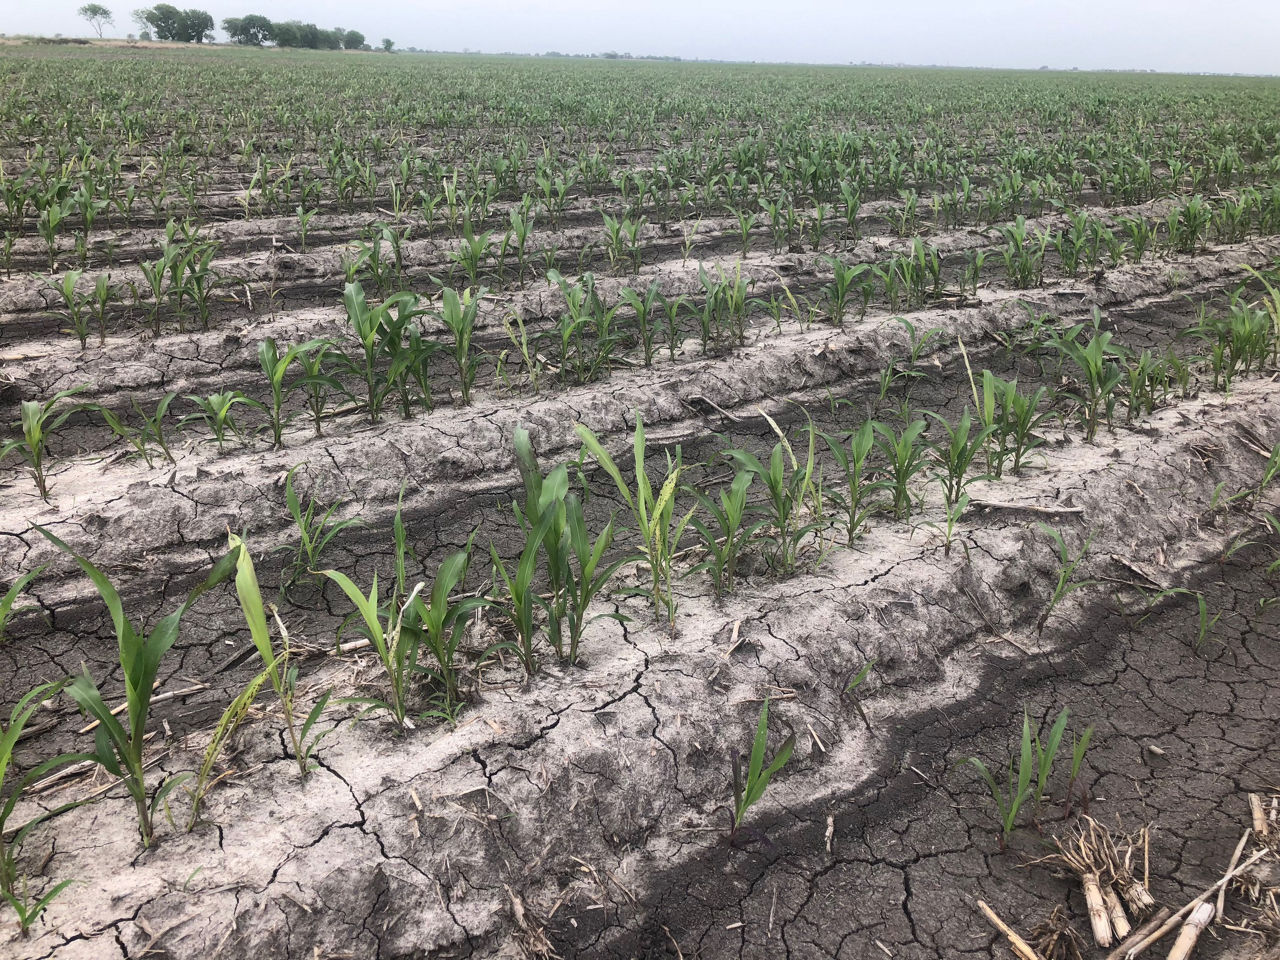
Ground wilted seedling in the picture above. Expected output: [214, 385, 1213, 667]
[727, 698, 794, 847]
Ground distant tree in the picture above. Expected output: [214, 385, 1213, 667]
[341, 28, 364, 50]
[222, 13, 271, 45]
[134, 5, 211, 41]
[78, 4, 114, 37]
[138, 4, 183, 40]
[269, 20, 298, 46]
[183, 8, 213, 42]
[381, 37, 393, 52]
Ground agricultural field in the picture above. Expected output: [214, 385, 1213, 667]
[2, 42, 1280, 960]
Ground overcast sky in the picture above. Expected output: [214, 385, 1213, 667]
[6, 1, 1279, 75]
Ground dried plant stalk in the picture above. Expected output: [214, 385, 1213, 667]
[1102, 883, 1132, 939]
[1164, 902, 1214, 960]
[1252, 794, 1270, 839]
[1081, 870, 1114, 948]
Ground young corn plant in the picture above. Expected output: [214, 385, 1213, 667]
[44, 270, 92, 349]
[227, 533, 332, 776]
[1035, 524, 1095, 635]
[1051, 313, 1127, 441]
[967, 706, 1039, 849]
[94, 392, 177, 468]
[280, 465, 362, 592]
[406, 538, 488, 720]
[186, 659, 271, 830]
[320, 568, 424, 731]
[928, 409, 993, 510]
[688, 471, 765, 597]
[576, 415, 692, 627]
[618, 279, 662, 368]
[38, 526, 236, 847]
[824, 257, 869, 326]
[724, 415, 828, 577]
[435, 286, 483, 406]
[821, 421, 882, 543]
[181, 391, 262, 452]
[513, 428, 630, 664]
[727, 698, 794, 847]
[1, 680, 85, 934]
[873, 419, 929, 519]
[2, 385, 89, 501]
[289, 340, 344, 437]
[490, 508, 555, 676]
[1, 564, 48, 643]
[258, 337, 328, 449]
[341, 281, 416, 423]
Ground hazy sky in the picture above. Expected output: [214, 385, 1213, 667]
[6, 1, 1279, 74]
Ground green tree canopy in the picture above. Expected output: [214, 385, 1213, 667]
[78, 4, 115, 37]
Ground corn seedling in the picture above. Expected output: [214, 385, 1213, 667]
[181, 391, 262, 452]
[320, 568, 425, 731]
[688, 471, 765, 597]
[824, 257, 868, 326]
[928, 408, 993, 510]
[2, 385, 89, 500]
[576, 415, 691, 626]
[93, 391, 176, 468]
[966, 709, 1042, 850]
[618, 279, 662, 367]
[1051, 312, 1127, 441]
[434, 286, 483, 406]
[44, 270, 93, 349]
[727, 698, 794, 847]
[0, 563, 48, 644]
[0, 679, 86, 922]
[280, 464, 362, 591]
[842, 659, 875, 731]
[821, 421, 882, 543]
[1035, 523, 1095, 634]
[341, 281, 415, 423]
[490, 507, 556, 676]
[873, 419, 928, 519]
[38, 526, 237, 847]
[405, 538, 488, 719]
[258, 337, 326, 448]
[228, 533, 333, 774]
[724, 414, 827, 577]
[186, 660, 271, 829]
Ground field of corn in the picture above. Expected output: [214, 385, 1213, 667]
[2, 42, 1280, 960]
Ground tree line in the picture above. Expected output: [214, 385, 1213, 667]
[75, 6, 393, 50]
